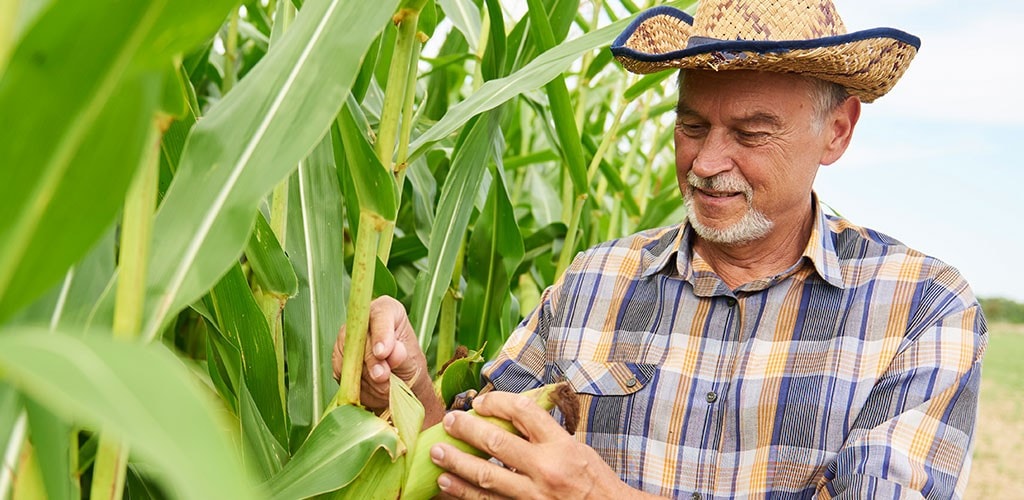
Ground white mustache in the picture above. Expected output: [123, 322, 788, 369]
[686, 171, 753, 200]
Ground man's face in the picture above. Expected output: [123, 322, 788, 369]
[674, 70, 834, 246]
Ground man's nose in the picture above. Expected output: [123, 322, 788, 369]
[691, 130, 734, 178]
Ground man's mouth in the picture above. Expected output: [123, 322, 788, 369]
[694, 187, 742, 199]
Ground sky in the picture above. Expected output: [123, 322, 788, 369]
[814, 0, 1024, 301]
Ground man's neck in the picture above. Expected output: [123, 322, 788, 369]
[692, 210, 815, 290]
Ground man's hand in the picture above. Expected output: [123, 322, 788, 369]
[331, 296, 443, 425]
[430, 391, 647, 499]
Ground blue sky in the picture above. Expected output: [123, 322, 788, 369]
[815, 0, 1024, 301]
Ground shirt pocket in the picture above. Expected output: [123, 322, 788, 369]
[550, 359, 657, 481]
[552, 359, 655, 396]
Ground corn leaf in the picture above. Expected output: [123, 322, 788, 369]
[337, 96, 399, 220]
[407, 0, 697, 161]
[329, 448, 403, 500]
[264, 405, 399, 500]
[205, 264, 288, 447]
[239, 378, 288, 481]
[0, 0, 238, 323]
[435, 349, 485, 407]
[0, 383, 25, 496]
[283, 136, 345, 440]
[245, 213, 299, 297]
[459, 165, 524, 359]
[141, 0, 400, 342]
[390, 374, 424, 469]
[23, 398, 76, 500]
[411, 111, 503, 352]
[437, 0, 481, 53]
[0, 328, 259, 499]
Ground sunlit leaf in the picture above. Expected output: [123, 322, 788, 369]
[0, 329, 259, 499]
[283, 136, 345, 441]
[264, 405, 398, 500]
[411, 111, 503, 351]
[141, 0, 400, 342]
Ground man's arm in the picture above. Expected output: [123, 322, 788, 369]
[820, 275, 988, 498]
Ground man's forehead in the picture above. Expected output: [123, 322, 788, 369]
[676, 100, 786, 127]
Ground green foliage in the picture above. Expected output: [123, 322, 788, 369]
[0, 0, 697, 496]
[980, 297, 1024, 324]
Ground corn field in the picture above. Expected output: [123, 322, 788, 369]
[0, 0, 693, 497]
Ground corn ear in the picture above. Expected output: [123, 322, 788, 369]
[401, 383, 575, 499]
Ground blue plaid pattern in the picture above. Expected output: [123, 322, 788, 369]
[483, 200, 987, 499]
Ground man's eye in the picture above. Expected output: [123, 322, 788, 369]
[737, 130, 769, 144]
[677, 123, 707, 137]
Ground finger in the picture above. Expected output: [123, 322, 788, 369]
[367, 297, 403, 361]
[441, 410, 536, 475]
[436, 472, 512, 500]
[386, 338, 409, 368]
[331, 325, 347, 382]
[471, 391, 568, 443]
[431, 442, 518, 499]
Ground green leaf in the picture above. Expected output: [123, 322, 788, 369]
[438, 0, 481, 53]
[435, 348, 485, 407]
[125, 464, 165, 500]
[283, 136, 346, 439]
[411, 111, 503, 352]
[327, 447, 404, 500]
[0, 0, 238, 323]
[23, 398, 77, 500]
[459, 165, 524, 359]
[408, 0, 697, 162]
[0, 329, 259, 499]
[480, 0, 506, 80]
[389, 374, 424, 470]
[141, 0, 401, 342]
[240, 379, 288, 482]
[526, 0, 589, 197]
[0, 383, 25, 495]
[246, 213, 299, 297]
[206, 264, 288, 447]
[264, 405, 399, 500]
[624, 70, 675, 101]
[337, 96, 399, 219]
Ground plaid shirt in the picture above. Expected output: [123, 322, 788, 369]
[482, 200, 987, 499]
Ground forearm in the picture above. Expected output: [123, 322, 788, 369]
[411, 370, 445, 428]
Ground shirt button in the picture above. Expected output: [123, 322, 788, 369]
[691, 493, 701, 500]
[706, 391, 718, 403]
[625, 376, 637, 388]
[726, 297, 737, 307]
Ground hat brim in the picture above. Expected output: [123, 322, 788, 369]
[610, 6, 921, 103]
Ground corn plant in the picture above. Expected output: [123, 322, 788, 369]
[0, 0, 693, 497]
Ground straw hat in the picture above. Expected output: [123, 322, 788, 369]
[610, 0, 920, 102]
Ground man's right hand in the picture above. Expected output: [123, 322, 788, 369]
[331, 296, 444, 425]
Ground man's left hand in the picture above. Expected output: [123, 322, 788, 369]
[429, 390, 636, 499]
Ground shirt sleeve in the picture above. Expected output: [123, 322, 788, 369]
[818, 267, 989, 499]
[480, 281, 560, 394]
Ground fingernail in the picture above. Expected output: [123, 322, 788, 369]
[438, 474, 451, 490]
[373, 342, 385, 357]
[430, 444, 445, 463]
[370, 364, 385, 379]
[443, 412, 455, 429]
[472, 394, 485, 407]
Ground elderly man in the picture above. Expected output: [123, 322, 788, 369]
[334, 0, 988, 498]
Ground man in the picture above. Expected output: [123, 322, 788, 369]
[333, 0, 988, 497]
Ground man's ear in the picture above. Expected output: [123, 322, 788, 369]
[820, 96, 861, 166]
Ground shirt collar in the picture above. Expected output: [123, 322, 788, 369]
[639, 193, 846, 290]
